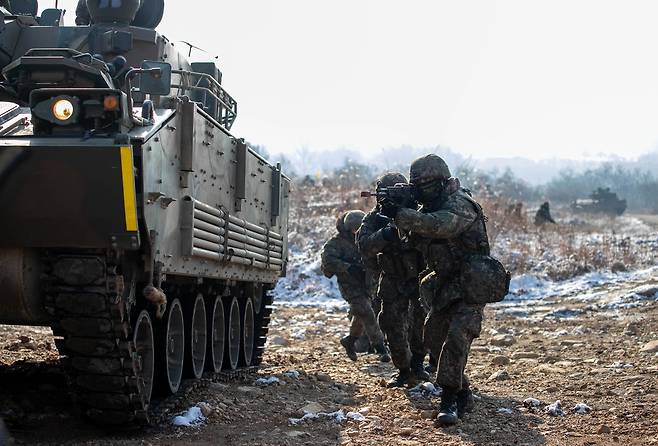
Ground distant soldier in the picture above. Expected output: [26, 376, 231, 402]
[321, 211, 390, 363]
[534, 201, 556, 226]
[392, 154, 509, 426]
[358, 172, 429, 387]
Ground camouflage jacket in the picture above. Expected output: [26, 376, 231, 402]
[395, 182, 490, 276]
[357, 209, 423, 285]
[320, 230, 367, 301]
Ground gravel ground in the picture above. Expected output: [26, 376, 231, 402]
[1, 276, 657, 446]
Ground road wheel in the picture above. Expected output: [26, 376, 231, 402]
[206, 296, 225, 372]
[241, 298, 255, 366]
[185, 294, 207, 379]
[133, 310, 155, 404]
[156, 298, 184, 394]
[225, 297, 240, 370]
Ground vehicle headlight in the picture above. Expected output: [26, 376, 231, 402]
[32, 95, 80, 125]
[52, 99, 74, 122]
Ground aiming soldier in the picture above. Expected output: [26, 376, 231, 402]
[357, 172, 429, 387]
[390, 154, 509, 426]
[321, 211, 390, 363]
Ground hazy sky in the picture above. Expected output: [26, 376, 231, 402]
[57, 0, 658, 160]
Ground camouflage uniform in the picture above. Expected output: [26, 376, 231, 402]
[321, 216, 385, 349]
[394, 154, 494, 424]
[358, 204, 426, 375]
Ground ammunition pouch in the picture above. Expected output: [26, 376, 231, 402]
[460, 254, 511, 304]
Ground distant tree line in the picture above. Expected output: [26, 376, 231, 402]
[251, 142, 658, 212]
[544, 163, 658, 212]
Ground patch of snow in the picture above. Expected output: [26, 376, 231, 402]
[545, 400, 565, 417]
[255, 376, 280, 386]
[271, 248, 347, 309]
[172, 406, 206, 427]
[284, 370, 301, 379]
[497, 408, 514, 415]
[409, 382, 442, 397]
[573, 403, 592, 414]
[289, 409, 350, 425]
[496, 266, 658, 319]
[346, 411, 367, 422]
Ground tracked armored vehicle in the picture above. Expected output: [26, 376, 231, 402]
[571, 187, 627, 216]
[0, 0, 290, 424]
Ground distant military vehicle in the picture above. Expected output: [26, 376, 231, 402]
[0, 0, 290, 424]
[571, 187, 627, 216]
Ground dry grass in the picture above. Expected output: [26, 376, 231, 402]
[290, 183, 657, 281]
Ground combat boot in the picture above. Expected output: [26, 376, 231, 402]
[374, 343, 391, 363]
[456, 387, 474, 418]
[411, 354, 430, 382]
[340, 335, 358, 361]
[386, 368, 415, 388]
[436, 387, 459, 426]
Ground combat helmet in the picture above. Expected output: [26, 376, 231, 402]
[376, 172, 408, 189]
[343, 210, 366, 233]
[410, 154, 451, 186]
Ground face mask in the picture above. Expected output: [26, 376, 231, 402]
[414, 181, 444, 204]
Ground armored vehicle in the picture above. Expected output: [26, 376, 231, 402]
[0, 0, 290, 424]
[571, 187, 627, 216]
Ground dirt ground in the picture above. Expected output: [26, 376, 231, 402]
[1, 274, 657, 446]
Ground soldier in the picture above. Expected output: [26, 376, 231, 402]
[321, 211, 390, 363]
[357, 172, 429, 387]
[534, 201, 556, 226]
[391, 154, 503, 426]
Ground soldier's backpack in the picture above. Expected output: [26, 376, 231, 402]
[460, 254, 511, 304]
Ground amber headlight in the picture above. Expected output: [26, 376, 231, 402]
[32, 95, 80, 125]
[52, 99, 75, 121]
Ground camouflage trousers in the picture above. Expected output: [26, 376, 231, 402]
[378, 274, 426, 370]
[347, 294, 385, 346]
[425, 300, 484, 390]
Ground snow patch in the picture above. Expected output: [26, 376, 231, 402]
[545, 400, 565, 417]
[573, 403, 592, 414]
[289, 408, 365, 425]
[271, 248, 347, 309]
[255, 376, 280, 386]
[172, 406, 206, 427]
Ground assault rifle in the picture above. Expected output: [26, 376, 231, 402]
[360, 183, 417, 209]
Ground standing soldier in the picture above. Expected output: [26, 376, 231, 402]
[357, 173, 429, 387]
[392, 154, 508, 426]
[321, 211, 390, 363]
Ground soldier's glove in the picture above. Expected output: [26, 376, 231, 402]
[347, 264, 366, 282]
[380, 200, 399, 219]
[373, 213, 391, 230]
[381, 225, 399, 242]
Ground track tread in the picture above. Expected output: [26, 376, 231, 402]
[44, 254, 150, 425]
